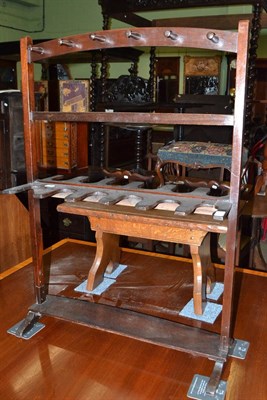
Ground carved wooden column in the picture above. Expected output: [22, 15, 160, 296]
[245, 3, 263, 147]
[90, 12, 110, 168]
[100, 14, 110, 103]
[89, 51, 98, 168]
[90, 51, 98, 112]
[148, 47, 156, 102]
[99, 13, 111, 167]
[129, 61, 138, 77]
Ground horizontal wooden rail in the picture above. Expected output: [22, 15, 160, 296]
[27, 27, 238, 63]
[32, 111, 234, 126]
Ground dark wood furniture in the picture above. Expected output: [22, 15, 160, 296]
[100, 0, 267, 148]
[243, 136, 267, 270]
[0, 59, 17, 90]
[243, 194, 267, 270]
[253, 60, 267, 124]
[0, 91, 25, 190]
[0, 39, 145, 170]
[156, 56, 180, 103]
[99, 0, 267, 27]
[4, 21, 249, 397]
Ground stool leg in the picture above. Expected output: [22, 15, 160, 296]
[190, 245, 204, 315]
[87, 229, 121, 291]
[200, 232, 215, 294]
[190, 233, 215, 315]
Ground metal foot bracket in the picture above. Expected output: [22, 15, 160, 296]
[206, 360, 225, 396]
[188, 370, 227, 399]
[229, 339, 250, 359]
[7, 310, 45, 340]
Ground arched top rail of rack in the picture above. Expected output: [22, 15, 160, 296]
[23, 23, 248, 64]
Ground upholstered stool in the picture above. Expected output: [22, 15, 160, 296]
[156, 141, 248, 187]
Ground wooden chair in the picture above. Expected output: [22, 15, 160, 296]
[154, 139, 253, 265]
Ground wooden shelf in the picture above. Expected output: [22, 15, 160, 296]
[29, 294, 227, 362]
[32, 111, 234, 126]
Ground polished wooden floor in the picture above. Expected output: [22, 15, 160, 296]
[0, 239, 266, 400]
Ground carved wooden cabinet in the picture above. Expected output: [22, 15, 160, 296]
[0, 60, 17, 90]
[0, 91, 25, 190]
[156, 56, 180, 102]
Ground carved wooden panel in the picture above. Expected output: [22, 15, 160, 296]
[184, 56, 221, 95]
[184, 56, 221, 77]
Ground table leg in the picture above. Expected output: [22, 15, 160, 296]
[86, 229, 121, 291]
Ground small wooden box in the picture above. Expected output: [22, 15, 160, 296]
[59, 80, 90, 112]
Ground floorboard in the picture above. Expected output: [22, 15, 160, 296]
[0, 239, 266, 400]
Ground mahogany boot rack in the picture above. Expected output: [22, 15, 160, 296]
[4, 21, 250, 397]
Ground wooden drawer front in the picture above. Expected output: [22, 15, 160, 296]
[42, 148, 72, 158]
[40, 122, 77, 169]
[41, 122, 73, 139]
[58, 212, 95, 241]
[54, 122, 74, 139]
[42, 157, 74, 169]
[59, 213, 87, 234]
[55, 158, 75, 169]
[42, 138, 72, 151]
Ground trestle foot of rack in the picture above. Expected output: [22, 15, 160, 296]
[7, 310, 45, 339]
[187, 371, 227, 399]
[206, 360, 225, 396]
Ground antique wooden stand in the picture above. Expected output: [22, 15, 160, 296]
[5, 21, 250, 397]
